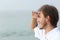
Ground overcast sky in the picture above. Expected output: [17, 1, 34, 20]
[0, 0, 60, 11]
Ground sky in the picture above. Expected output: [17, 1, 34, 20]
[0, 0, 60, 11]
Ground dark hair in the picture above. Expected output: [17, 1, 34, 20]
[38, 4, 59, 27]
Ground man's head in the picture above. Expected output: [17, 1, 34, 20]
[37, 4, 59, 29]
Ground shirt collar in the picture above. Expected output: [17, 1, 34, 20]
[45, 27, 59, 39]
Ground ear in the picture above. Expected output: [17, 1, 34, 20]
[46, 16, 50, 23]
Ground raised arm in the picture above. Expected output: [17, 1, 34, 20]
[30, 11, 38, 31]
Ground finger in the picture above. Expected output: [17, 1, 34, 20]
[32, 11, 35, 16]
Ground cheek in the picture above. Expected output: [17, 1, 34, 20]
[37, 15, 46, 23]
[37, 18, 43, 23]
[38, 18, 46, 24]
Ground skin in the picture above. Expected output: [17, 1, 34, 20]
[30, 11, 55, 34]
[30, 11, 38, 30]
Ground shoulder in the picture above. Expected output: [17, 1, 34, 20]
[53, 29, 60, 40]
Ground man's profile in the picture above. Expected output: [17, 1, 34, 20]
[30, 4, 60, 40]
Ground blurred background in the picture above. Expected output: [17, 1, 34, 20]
[0, 0, 60, 40]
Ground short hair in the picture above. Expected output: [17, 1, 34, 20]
[38, 4, 59, 27]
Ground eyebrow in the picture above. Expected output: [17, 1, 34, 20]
[38, 12, 40, 15]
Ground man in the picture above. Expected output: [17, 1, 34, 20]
[30, 4, 60, 40]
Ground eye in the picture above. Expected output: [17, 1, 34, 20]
[38, 15, 40, 18]
[37, 13, 40, 18]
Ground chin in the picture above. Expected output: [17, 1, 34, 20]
[39, 26, 44, 29]
[39, 24, 46, 29]
[40, 28, 44, 29]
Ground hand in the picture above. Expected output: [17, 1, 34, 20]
[32, 11, 38, 19]
[30, 11, 38, 30]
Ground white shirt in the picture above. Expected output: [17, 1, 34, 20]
[34, 27, 60, 40]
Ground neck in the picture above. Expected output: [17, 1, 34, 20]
[44, 24, 55, 35]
